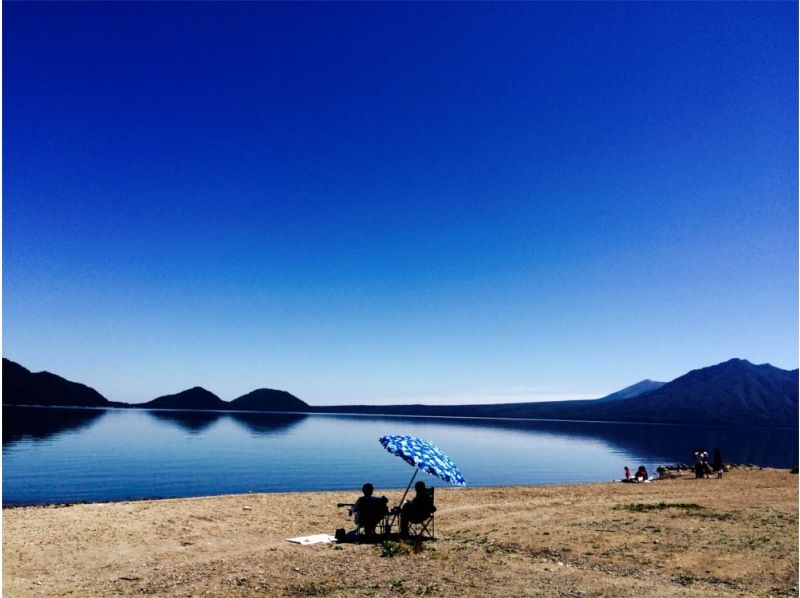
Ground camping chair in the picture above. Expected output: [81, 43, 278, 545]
[356, 496, 390, 539]
[405, 487, 436, 540]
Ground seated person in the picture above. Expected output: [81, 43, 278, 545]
[400, 481, 436, 537]
[635, 465, 648, 482]
[349, 483, 388, 536]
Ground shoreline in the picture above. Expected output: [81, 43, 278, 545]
[4, 468, 796, 597]
[3, 463, 783, 510]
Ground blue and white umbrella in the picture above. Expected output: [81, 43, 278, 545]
[379, 434, 466, 487]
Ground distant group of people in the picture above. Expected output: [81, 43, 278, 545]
[622, 465, 649, 483]
[694, 448, 723, 479]
[343, 480, 436, 539]
[621, 448, 724, 483]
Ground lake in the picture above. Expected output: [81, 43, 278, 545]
[3, 406, 797, 505]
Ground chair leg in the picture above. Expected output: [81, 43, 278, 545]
[409, 516, 434, 540]
[420, 517, 433, 540]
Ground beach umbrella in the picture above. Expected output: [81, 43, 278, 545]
[379, 435, 466, 486]
[379, 435, 466, 518]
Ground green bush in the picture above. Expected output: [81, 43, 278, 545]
[381, 540, 403, 558]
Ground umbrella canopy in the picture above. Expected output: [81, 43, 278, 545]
[379, 434, 466, 486]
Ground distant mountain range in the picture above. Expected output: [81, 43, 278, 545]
[137, 386, 309, 412]
[2, 357, 797, 426]
[2, 359, 308, 413]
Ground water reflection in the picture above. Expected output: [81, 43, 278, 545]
[228, 412, 307, 435]
[4, 407, 796, 468]
[3, 406, 798, 467]
[3, 405, 108, 445]
[316, 413, 799, 468]
[4, 407, 797, 505]
[141, 409, 308, 435]
[143, 409, 225, 434]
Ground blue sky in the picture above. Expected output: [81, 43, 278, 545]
[4, 2, 797, 405]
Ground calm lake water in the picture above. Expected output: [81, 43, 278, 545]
[3, 406, 798, 505]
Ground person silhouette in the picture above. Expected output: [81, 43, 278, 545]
[349, 483, 388, 537]
[400, 481, 435, 537]
[712, 448, 724, 478]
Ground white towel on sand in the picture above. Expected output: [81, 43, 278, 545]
[286, 534, 336, 545]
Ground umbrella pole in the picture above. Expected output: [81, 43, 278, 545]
[398, 468, 418, 507]
[388, 469, 418, 534]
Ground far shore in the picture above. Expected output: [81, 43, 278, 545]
[7, 403, 799, 431]
[4, 468, 797, 597]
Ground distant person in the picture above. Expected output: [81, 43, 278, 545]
[635, 465, 648, 482]
[693, 449, 705, 479]
[713, 448, 724, 478]
[400, 481, 436, 538]
[624, 466, 632, 481]
[349, 483, 388, 537]
[701, 449, 713, 478]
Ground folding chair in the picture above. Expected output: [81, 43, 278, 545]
[356, 496, 389, 539]
[406, 487, 436, 540]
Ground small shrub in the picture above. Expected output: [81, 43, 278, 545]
[381, 540, 404, 558]
[740, 536, 771, 550]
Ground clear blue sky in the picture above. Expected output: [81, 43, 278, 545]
[4, 2, 797, 405]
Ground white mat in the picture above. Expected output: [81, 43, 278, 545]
[286, 534, 336, 545]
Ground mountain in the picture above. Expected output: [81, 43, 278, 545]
[314, 359, 798, 426]
[2, 358, 111, 407]
[230, 388, 309, 412]
[597, 379, 665, 402]
[4, 357, 796, 426]
[585, 358, 798, 426]
[2, 358, 306, 413]
[141, 387, 227, 410]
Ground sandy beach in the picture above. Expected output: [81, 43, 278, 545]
[3, 468, 797, 597]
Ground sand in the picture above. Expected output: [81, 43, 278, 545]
[3, 468, 797, 597]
